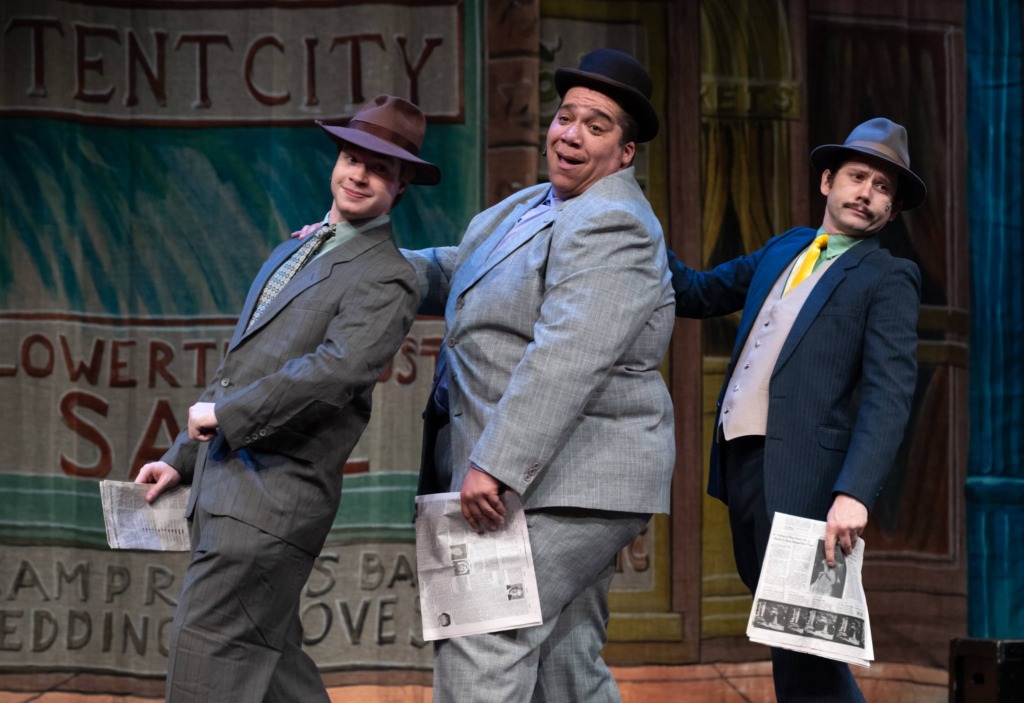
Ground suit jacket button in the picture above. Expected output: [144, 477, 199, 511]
[447, 338, 456, 348]
[258, 429, 268, 437]
[220, 378, 230, 387]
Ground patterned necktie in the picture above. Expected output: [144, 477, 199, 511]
[247, 224, 333, 329]
[784, 233, 829, 295]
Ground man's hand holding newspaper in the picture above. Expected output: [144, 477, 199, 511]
[747, 513, 874, 667]
[99, 480, 191, 551]
[415, 491, 542, 641]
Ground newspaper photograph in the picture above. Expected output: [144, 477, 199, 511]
[746, 512, 874, 667]
[99, 480, 191, 551]
[415, 491, 542, 641]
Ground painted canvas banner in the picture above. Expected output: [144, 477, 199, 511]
[0, 0, 483, 679]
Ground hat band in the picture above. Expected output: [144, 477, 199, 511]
[348, 119, 420, 156]
[845, 140, 907, 168]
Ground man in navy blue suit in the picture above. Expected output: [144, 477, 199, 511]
[670, 118, 925, 701]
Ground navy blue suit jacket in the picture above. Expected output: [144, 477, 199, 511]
[670, 227, 920, 521]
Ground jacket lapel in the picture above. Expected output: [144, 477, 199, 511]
[230, 237, 303, 349]
[773, 236, 881, 375]
[450, 190, 551, 299]
[231, 222, 392, 349]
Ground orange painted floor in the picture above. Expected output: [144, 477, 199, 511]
[0, 662, 948, 702]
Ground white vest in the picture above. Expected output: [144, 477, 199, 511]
[719, 256, 838, 440]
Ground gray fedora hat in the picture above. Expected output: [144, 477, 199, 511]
[317, 95, 441, 186]
[554, 48, 659, 143]
[810, 117, 926, 209]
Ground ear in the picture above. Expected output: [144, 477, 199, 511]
[887, 202, 902, 222]
[819, 169, 833, 197]
[620, 141, 636, 169]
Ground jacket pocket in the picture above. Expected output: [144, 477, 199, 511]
[816, 425, 851, 452]
[818, 305, 864, 318]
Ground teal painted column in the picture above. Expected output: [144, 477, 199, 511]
[966, 0, 1024, 637]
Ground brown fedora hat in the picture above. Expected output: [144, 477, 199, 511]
[317, 95, 441, 186]
[554, 48, 659, 143]
[810, 117, 926, 209]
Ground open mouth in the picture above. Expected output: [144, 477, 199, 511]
[555, 152, 584, 168]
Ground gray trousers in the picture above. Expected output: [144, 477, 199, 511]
[165, 507, 330, 703]
[432, 508, 650, 703]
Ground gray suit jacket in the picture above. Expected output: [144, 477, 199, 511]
[163, 221, 418, 554]
[406, 167, 675, 514]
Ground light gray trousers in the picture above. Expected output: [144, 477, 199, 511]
[432, 507, 650, 703]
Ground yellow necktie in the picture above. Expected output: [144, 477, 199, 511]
[784, 234, 829, 295]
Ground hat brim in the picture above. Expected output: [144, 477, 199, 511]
[810, 144, 926, 210]
[554, 68, 659, 143]
[317, 121, 441, 186]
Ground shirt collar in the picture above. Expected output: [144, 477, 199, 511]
[321, 211, 390, 237]
[817, 226, 863, 260]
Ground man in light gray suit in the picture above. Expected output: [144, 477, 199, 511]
[406, 49, 675, 702]
[135, 95, 440, 703]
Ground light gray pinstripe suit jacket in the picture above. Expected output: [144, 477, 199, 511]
[406, 167, 675, 514]
[162, 221, 418, 554]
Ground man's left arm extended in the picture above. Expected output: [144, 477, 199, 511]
[400, 246, 458, 316]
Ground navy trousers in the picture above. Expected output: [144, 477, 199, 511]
[722, 435, 866, 703]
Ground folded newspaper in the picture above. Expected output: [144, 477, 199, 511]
[99, 480, 191, 551]
[747, 512, 874, 667]
[415, 491, 542, 641]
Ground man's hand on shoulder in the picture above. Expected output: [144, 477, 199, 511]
[460, 467, 508, 533]
[290, 223, 322, 240]
[135, 461, 182, 503]
[825, 493, 869, 566]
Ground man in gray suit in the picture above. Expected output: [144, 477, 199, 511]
[135, 95, 440, 703]
[406, 49, 675, 702]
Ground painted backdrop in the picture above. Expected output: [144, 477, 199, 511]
[0, 0, 482, 683]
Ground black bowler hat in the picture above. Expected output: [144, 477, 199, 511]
[317, 95, 441, 186]
[554, 49, 659, 143]
[810, 117, 926, 209]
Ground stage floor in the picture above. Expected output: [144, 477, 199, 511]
[0, 661, 947, 702]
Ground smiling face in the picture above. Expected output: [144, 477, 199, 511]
[820, 157, 902, 237]
[328, 143, 407, 223]
[545, 86, 636, 200]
